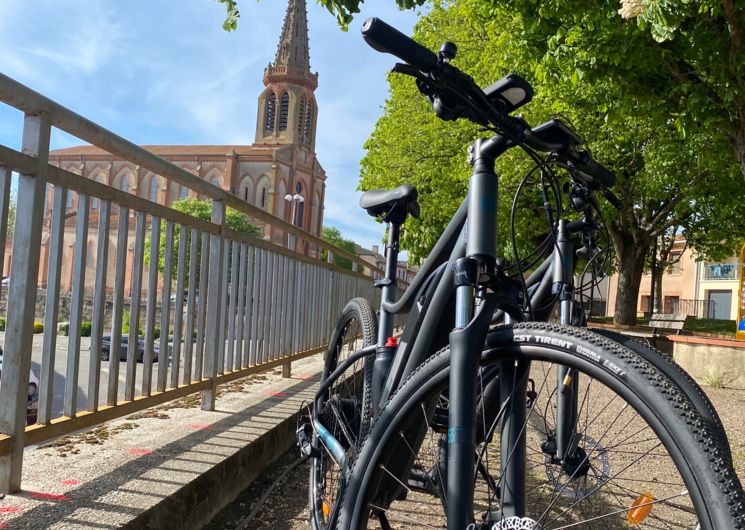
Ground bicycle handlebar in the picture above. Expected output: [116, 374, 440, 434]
[362, 18, 438, 73]
[361, 17, 622, 207]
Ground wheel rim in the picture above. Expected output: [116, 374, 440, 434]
[353, 352, 705, 529]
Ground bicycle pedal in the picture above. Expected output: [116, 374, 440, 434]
[296, 409, 321, 458]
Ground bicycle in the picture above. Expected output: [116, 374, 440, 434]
[299, 17, 745, 530]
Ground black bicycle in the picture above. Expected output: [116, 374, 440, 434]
[299, 17, 745, 530]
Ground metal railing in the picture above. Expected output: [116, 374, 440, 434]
[0, 72, 392, 492]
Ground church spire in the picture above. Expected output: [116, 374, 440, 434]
[274, 0, 311, 71]
[255, 0, 318, 148]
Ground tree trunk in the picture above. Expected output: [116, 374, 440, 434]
[652, 266, 663, 314]
[612, 235, 650, 326]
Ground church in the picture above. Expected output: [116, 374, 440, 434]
[45, 0, 325, 287]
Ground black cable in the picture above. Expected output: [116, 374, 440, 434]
[509, 159, 562, 319]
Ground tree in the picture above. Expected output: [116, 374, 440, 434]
[321, 226, 358, 270]
[358, 0, 745, 325]
[145, 198, 260, 284]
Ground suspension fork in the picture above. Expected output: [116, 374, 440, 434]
[553, 219, 579, 461]
[447, 136, 509, 530]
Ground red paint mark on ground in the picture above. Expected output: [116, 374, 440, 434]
[30, 492, 70, 501]
[264, 391, 289, 397]
[295, 375, 313, 381]
[60, 479, 80, 486]
[127, 448, 153, 456]
[187, 424, 213, 430]
[0, 506, 22, 513]
[0, 521, 8, 528]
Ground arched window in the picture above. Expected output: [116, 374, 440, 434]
[256, 177, 270, 210]
[264, 92, 276, 132]
[120, 174, 129, 193]
[303, 101, 313, 144]
[149, 176, 159, 202]
[180, 186, 188, 200]
[91, 174, 104, 210]
[278, 92, 289, 131]
[297, 97, 306, 137]
[239, 177, 253, 204]
[294, 181, 304, 228]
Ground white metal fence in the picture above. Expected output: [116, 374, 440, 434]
[0, 72, 390, 492]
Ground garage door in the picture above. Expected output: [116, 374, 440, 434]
[707, 290, 732, 320]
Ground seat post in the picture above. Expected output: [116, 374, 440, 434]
[377, 221, 401, 345]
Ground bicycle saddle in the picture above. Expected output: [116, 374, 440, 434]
[359, 184, 420, 224]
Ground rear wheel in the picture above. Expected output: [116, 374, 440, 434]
[337, 323, 744, 530]
[310, 298, 377, 530]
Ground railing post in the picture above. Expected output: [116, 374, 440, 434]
[0, 112, 50, 493]
[201, 199, 225, 411]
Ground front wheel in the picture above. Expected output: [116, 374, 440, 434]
[310, 297, 377, 530]
[337, 323, 744, 530]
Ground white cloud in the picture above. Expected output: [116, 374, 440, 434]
[0, 0, 422, 251]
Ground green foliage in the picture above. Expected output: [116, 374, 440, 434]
[321, 226, 358, 269]
[33, 321, 43, 334]
[81, 321, 92, 337]
[683, 318, 737, 337]
[57, 322, 69, 336]
[0, 317, 5, 332]
[219, 0, 426, 30]
[216, 0, 240, 31]
[145, 198, 260, 285]
[357, 0, 745, 325]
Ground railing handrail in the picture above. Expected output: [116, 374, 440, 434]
[0, 72, 380, 276]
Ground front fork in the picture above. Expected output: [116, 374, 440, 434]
[554, 220, 579, 462]
[447, 136, 506, 530]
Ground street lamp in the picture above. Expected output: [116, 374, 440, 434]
[284, 192, 304, 249]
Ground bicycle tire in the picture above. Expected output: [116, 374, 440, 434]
[310, 297, 377, 530]
[337, 323, 744, 529]
[592, 327, 733, 463]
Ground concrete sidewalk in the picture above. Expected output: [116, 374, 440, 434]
[0, 355, 323, 529]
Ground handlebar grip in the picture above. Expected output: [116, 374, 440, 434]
[361, 18, 438, 73]
[601, 189, 624, 211]
[575, 157, 616, 189]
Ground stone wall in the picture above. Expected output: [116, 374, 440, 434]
[672, 336, 745, 389]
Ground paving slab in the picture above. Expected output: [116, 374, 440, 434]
[0, 355, 323, 530]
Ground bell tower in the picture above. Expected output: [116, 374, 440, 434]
[255, 0, 319, 150]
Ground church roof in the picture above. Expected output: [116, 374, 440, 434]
[49, 145, 273, 157]
[274, 0, 311, 71]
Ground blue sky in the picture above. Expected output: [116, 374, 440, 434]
[0, 0, 421, 252]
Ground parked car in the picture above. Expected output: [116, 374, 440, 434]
[0, 345, 39, 425]
[99, 335, 160, 363]
[170, 290, 198, 306]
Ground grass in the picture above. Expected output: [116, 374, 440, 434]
[588, 316, 737, 337]
[704, 370, 733, 389]
[683, 318, 736, 337]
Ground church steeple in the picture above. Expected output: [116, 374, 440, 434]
[255, 0, 318, 148]
[274, 0, 311, 71]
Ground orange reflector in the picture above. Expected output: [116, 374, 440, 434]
[627, 492, 655, 524]
[322, 496, 334, 518]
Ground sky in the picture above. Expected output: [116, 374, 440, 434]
[0, 0, 421, 252]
